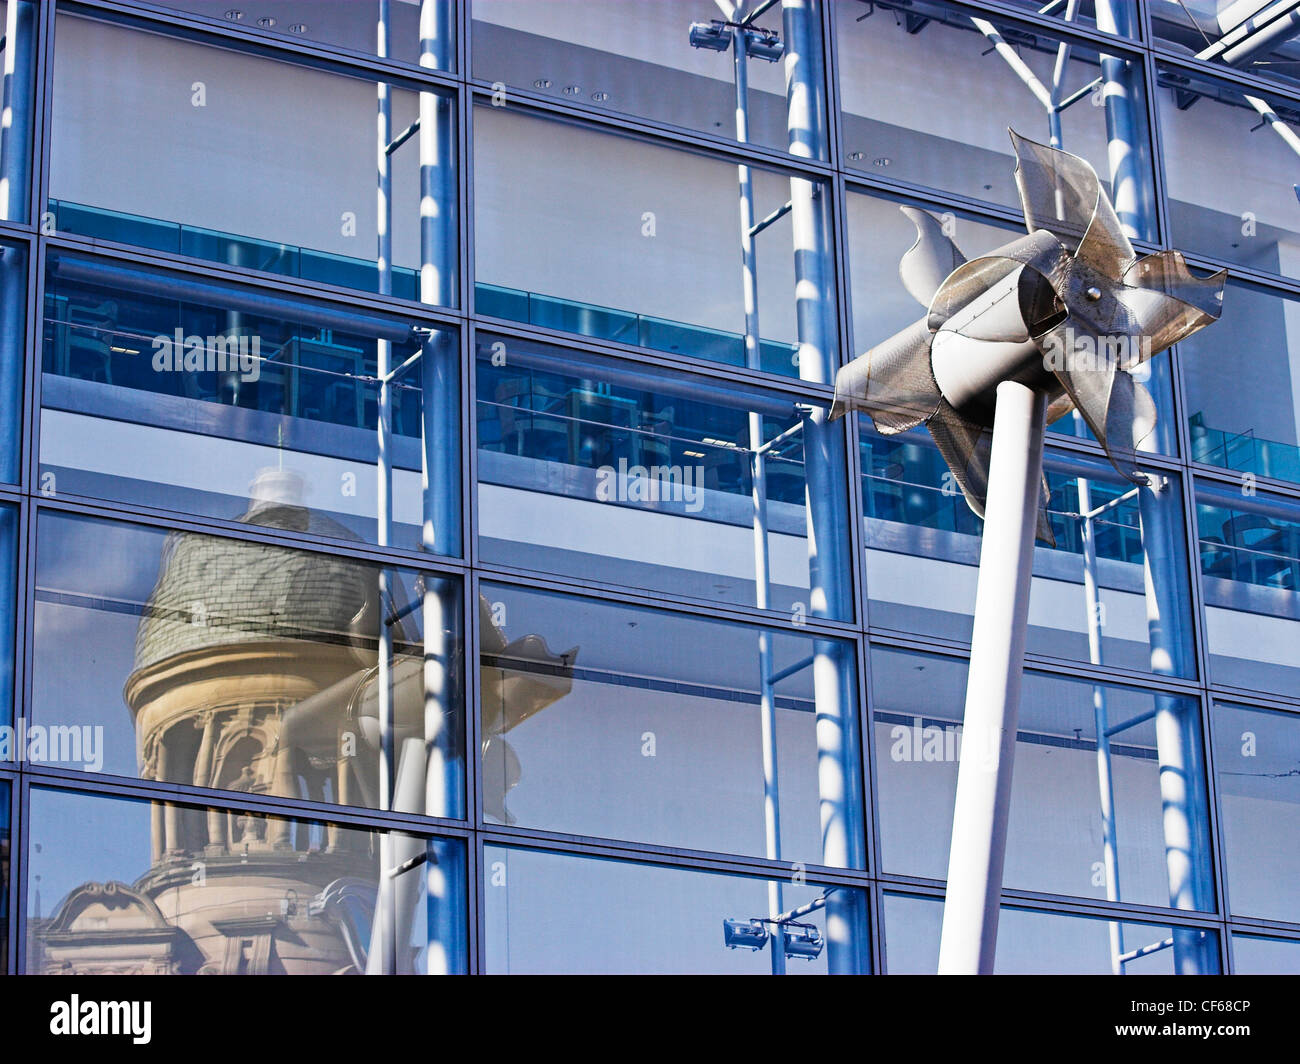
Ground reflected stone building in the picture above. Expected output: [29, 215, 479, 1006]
[30, 472, 574, 974]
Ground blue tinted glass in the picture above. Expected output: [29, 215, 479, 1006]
[484, 845, 869, 974]
[471, 0, 825, 159]
[474, 107, 831, 378]
[51, 12, 456, 305]
[30, 511, 466, 820]
[1232, 933, 1300, 974]
[1196, 481, 1300, 696]
[884, 892, 1221, 974]
[477, 333, 853, 618]
[480, 583, 864, 868]
[41, 252, 460, 555]
[864, 429, 1198, 677]
[26, 786, 467, 974]
[1214, 702, 1300, 922]
[1183, 279, 1300, 486]
[872, 647, 1215, 910]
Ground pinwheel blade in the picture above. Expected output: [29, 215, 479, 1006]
[1119, 251, 1227, 356]
[1009, 129, 1135, 281]
[1040, 318, 1155, 482]
[899, 206, 967, 309]
[830, 316, 940, 431]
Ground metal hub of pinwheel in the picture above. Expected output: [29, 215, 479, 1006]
[833, 131, 1226, 974]
[832, 130, 1226, 545]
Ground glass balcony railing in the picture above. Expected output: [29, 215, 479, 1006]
[474, 282, 800, 376]
[47, 200, 421, 301]
[861, 433, 1146, 566]
[1189, 414, 1300, 485]
[48, 201, 803, 377]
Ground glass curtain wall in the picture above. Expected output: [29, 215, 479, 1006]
[0, 0, 1296, 974]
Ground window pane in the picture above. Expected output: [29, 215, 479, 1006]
[1183, 279, 1300, 485]
[1152, 0, 1300, 93]
[1196, 481, 1300, 695]
[1158, 64, 1300, 278]
[40, 252, 461, 555]
[883, 892, 1221, 973]
[476, 333, 853, 618]
[836, 0, 1155, 237]
[479, 583, 865, 869]
[25, 786, 467, 974]
[51, 13, 457, 304]
[0, 780, 9, 972]
[158, 0, 456, 69]
[1232, 932, 1300, 974]
[30, 512, 466, 819]
[1213, 702, 1300, 921]
[872, 647, 1215, 909]
[471, 0, 825, 158]
[474, 107, 831, 378]
[484, 845, 869, 973]
[997, 0, 1138, 37]
[846, 190, 1178, 454]
[863, 432, 1198, 677]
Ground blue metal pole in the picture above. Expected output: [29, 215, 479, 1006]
[0, 1, 34, 223]
[0, 244, 23, 485]
[784, 0, 866, 974]
[1094, 0, 1214, 970]
[417, 0, 458, 970]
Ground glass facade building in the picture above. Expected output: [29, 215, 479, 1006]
[0, 0, 1297, 974]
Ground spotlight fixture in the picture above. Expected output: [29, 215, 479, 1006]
[723, 918, 769, 951]
[688, 19, 784, 61]
[288, 23, 308, 34]
[591, 91, 610, 102]
[257, 16, 276, 28]
[782, 924, 825, 961]
[688, 19, 732, 52]
[744, 28, 784, 62]
[533, 78, 552, 89]
[848, 151, 866, 161]
[563, 85, 582, 96]
[873, 157, 892, 167]
[224, 8, 243, 19]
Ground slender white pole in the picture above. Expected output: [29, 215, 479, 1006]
[938, 380, 1047, 975]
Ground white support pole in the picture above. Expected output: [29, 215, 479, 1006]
[938, 381, 1047, 975]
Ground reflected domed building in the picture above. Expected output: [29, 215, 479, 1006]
[31, 471, 575, 974]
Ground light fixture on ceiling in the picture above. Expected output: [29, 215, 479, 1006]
[257, 16, 276, 28]
[563, 85, 582, 96]
[533, 78, 552, 89]
[288, 23, 308, 34]
[591, 91, 610, 102]
[873, 157, 891, 167]
[848, 151, 865, 161]
[224, 8, 243, 19]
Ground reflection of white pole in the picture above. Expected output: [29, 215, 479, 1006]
[938, 381, 1047, 975]
[731, 26, 785, 978]
[1075, 465, 1125, 974]
[372, 0, 397, 978]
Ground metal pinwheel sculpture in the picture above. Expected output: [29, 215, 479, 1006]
[831, 130, 1227, 543]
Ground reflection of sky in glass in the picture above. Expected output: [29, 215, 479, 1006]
[484, 845, 858, 975]
[27, 787, 151, 920]
[884, 892, 1214, 974]
[33, 515, 172, 777]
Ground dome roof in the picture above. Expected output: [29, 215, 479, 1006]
[131, 471, 383, 673]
